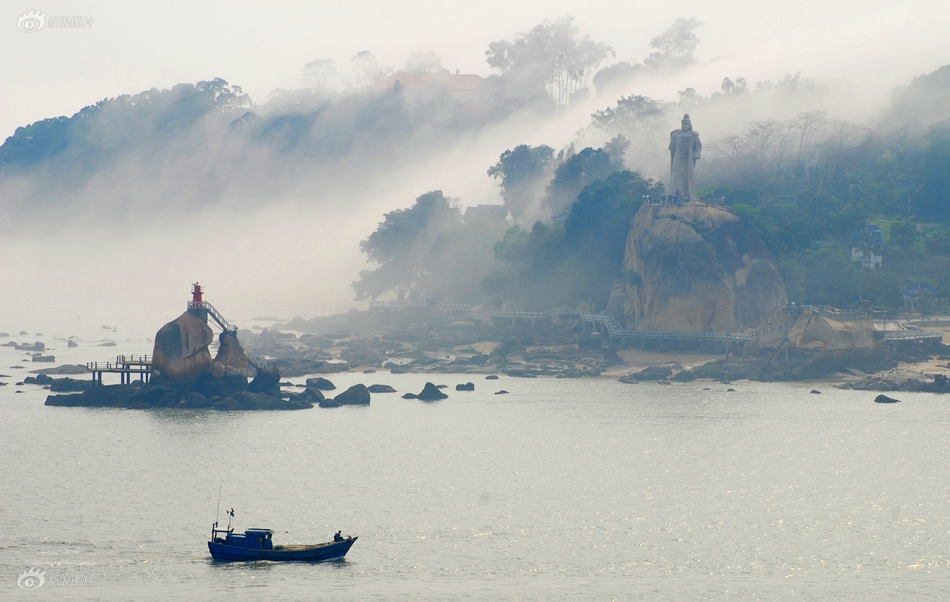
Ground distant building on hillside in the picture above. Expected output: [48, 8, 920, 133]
[369, 72, 485, 100]
[850, 225, 883, 269]
[463, 204, 507, 224]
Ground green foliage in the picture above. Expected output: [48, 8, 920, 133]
[544, 141, 626, 213]
[487, 144, 555, 220]
[0, 78, 251, 174]
[354, 191, 461, 300]
[919, 120, 950, 219]
[483, 169, 662, 309]
[354, 189, 509, 303]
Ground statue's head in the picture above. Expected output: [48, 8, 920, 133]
[681, 114, 693, 132]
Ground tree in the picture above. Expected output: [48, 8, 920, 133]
[485, 15, 613, 107]
[350, 51, 392, 87]
[919, 119, 950, 218]
[406, 50, 448, 75]
[302, 59, 337, 93]
[543, 139, 626, 214]
[482, 169, 663, 310]
[487, 144, 555, 222]
[353, 191, 461, 300]
[644, 18, 703, 72]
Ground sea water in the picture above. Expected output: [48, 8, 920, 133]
[1, 340, 949, 600]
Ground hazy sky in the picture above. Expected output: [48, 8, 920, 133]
[2, 0, 949, 140]
[1, 0, 949, 330]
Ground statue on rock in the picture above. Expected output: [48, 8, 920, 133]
[669, 114, 702, 203]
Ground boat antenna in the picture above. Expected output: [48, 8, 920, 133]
[215, 483, 222, 527]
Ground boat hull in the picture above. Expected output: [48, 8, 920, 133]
[208, 537, 357, 562]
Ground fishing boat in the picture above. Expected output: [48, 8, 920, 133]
[208, 509, 356, 562]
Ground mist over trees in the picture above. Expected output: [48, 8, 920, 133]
[484, 15, 614, 107]
[487, 144, 555, 223]
[482, 169, 663, 309]
[2, 13, 950, 317]
[353, 191, 508, 304]
[592, 17, 703, 93]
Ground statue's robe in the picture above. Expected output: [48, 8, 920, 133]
[669, 130, 702, 202]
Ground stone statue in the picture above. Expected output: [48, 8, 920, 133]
[669, 114, 702, 203]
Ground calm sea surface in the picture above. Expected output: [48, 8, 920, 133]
[1, 340, 949, 600]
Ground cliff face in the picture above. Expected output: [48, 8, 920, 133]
[623, 203, 787, 332]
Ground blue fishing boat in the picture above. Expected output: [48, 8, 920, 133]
[208, 510, 356, 562]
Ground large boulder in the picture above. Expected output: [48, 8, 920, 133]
[417, 382, 448, 401]
[333, 384, 370, 405]
[289, 388, 325, 403]
[785, 310, 876, 351]
[306, 377, 336, 390]
[624, 204, 787, 332]
[212, 331, 250, 375]
[247, 365, 281, 397]
[151, 311, 214, 385]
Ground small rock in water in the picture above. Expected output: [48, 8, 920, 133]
[67, 340, 79, 347]
[455, 382, 475, 391]
[702, 387, 711, 391]
[417, 382, 448, 401]
[401, 393, 417, 399]
[436, 384, 448, 389]
[363, 369, 376, 374]
[495, 390, 509, 395]
[306, 377, 336, 391]
[874, 394, 901, 404]
[726, 388, 736, 392]
[485, 375, 499, 380]
[19, 331, 28, 336]
[334, 384, 371, 406]
[810, 390, 821, 394]
[367, 384, 396, 393]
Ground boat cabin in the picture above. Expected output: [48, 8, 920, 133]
[217, 528, 274, 550]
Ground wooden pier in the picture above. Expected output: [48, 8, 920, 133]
[87, 355, 152, 386]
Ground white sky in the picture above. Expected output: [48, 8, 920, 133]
[2, 0, 949, 141]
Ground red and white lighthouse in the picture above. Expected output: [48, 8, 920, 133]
[190, 282, 204, 309]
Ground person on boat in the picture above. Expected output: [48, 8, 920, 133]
[334, 531, 343, 542]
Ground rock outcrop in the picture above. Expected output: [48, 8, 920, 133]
[151, 311, 214, 385]
[417, 382, 448, 400]
[623, 203, 787, 332]
[752, 310, 890, 380]
[151, 311, 251, 398]
[334, 384, 370, 405]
